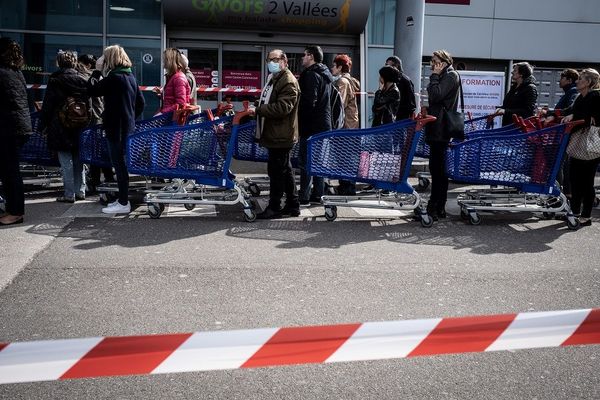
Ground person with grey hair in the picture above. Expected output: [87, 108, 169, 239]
[40, 50, 90, 203]
[496, 61, 538, 126]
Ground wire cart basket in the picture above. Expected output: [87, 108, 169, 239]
[447, 120, 584, 229]
[307, 116, 437, 227]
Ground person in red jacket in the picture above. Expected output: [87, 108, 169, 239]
[157, 48, 190, 115]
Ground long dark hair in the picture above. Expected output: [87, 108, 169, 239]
[0, 37, 24, 69]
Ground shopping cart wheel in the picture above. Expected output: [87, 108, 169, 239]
[324, 206, 337, 222]
[460, 207, 470, 221]
[420, 214, 434, 228]
[184, 203, 196, 211]
[542, 212, 555, 220]
[148, 203, 163, 219]
[566, 216, 580, 230]
[594, 197, 600, 208]
[248, 183, 261, 197]
[468, 212, 482, 226]
[243, 208, 257, 222]
[417, 177, 430, 191]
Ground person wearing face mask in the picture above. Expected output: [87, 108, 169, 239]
[248, 49, 300, 219]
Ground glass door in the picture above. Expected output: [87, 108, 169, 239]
[222, 44, 264, 109]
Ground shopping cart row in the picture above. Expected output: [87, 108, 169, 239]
[9, 109, 588, 229]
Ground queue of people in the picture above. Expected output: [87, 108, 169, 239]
[1, 38, 598, 227]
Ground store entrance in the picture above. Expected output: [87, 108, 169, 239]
[170, 40, 358, 112]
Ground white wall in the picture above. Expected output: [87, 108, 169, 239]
[422, 0, 600, 62]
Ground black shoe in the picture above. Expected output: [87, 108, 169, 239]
[281, 205, 300, 217]
[257, 207, 283, 219]
[56, 196, 75, 204]
[579, 218, 592, 227]
[309, 196, 322, 205]
[437, 210, 447, 219]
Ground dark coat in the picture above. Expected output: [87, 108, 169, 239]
[298, 63, 333, 137]
[562, 89, 600, 132]
[0, 66, 32, 141]
[554, 83, 578, 111]
[256, 69, 300, 149]
[425, 66, 461, 144]
[87, 68, 145, 141]
[40, 68, 89, 152]
[396, 72, 416, 120]
[372, 84, 400, 127]
[501, 76, 538, 126]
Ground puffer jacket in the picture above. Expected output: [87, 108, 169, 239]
[425, 65, 461, 144]
[501, 76, 538, 126]
[40, 68, 89, 152]
[161, 71, 190, 113]
[0, 66, 32, 140]
[335, 73, 360, 129]
[256, 69, 300, 149]
[298, 63, 334, 137]
[372, 84, 400, 127]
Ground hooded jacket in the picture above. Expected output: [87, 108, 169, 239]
[372, 83, 400, 127]
[425, 65, 461, 143]
[40, 68, 90, 152]
[501, 75, 538, 126]
[554, 82, 578, 111]
[298, 62, 333, 137]
[255, 68, 300, 149]
[0, 66, 32, 140]
[335, 73, 360, 129]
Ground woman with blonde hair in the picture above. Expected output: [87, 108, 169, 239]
[562, 68, 600, 227]
[158, 48, 190, 114]
[87, 45, 145, 214]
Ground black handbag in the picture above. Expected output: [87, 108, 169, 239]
[443, 73, 465, 140]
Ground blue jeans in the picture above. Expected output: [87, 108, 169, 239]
[298, 136, 324, 202]
[57, 150, 86, 199]
[107, 138, 129, 205]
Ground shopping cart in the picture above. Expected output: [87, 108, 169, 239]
[128, 112, 256, 221]
[307, 116, 437, 227]
[446, 120, 584, 229]
[18, 112, 62, 187]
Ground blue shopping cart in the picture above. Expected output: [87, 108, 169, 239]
[447, 120, 584, 229]
[307, 116, 437, 227]
[127, 112, 256, 221]
[19, 112, 59, 167]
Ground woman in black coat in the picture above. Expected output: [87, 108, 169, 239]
[0, 38, 31, 226]
[372, 66, 400, 127]
[40, 50, 90, 203]
[87, 45, 145, 214]
[425, 49, 461, 220]
[561, 68, 600, 227]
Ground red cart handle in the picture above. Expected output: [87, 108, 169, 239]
[415, 115, 437, 131]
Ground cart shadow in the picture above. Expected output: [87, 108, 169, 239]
[226, 212, 591, 255]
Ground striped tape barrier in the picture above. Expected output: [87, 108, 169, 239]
[0, 308, 598, 385]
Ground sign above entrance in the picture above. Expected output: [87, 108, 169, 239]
[164, 0, 371, 35]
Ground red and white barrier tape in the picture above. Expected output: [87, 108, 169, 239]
[26, 85, 373, 95]
[1, 308, 597, 385]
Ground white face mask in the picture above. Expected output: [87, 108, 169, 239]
[332, 75, 341, 82]
[267, 61, 281, 74]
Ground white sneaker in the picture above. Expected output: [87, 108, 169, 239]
[102, 201, 131, 214]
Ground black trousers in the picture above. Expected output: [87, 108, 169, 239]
[267, 147, 298, 211]
[106, 137, 129, 205]
[428, 141, 449, 212]
[569, 157, 600, 218]
[0, 135, 25, 215]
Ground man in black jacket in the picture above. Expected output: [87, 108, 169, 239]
[496, 62, 538, 126]
[385, 56, 416, 120]
[298, 45, 334, 205]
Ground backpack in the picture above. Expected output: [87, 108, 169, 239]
[59, 95, 91, 130]
[330, 84, 345, 130]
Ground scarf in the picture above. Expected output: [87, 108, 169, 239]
[255, 73, 275, 141]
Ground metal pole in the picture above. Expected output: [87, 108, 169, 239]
[394, 0, 425, 107]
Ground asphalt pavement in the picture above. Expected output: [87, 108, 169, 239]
[0, 180, 598, 399]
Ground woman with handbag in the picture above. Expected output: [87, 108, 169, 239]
[562, 68, 600, 227]
[425, 50, 461, 220]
